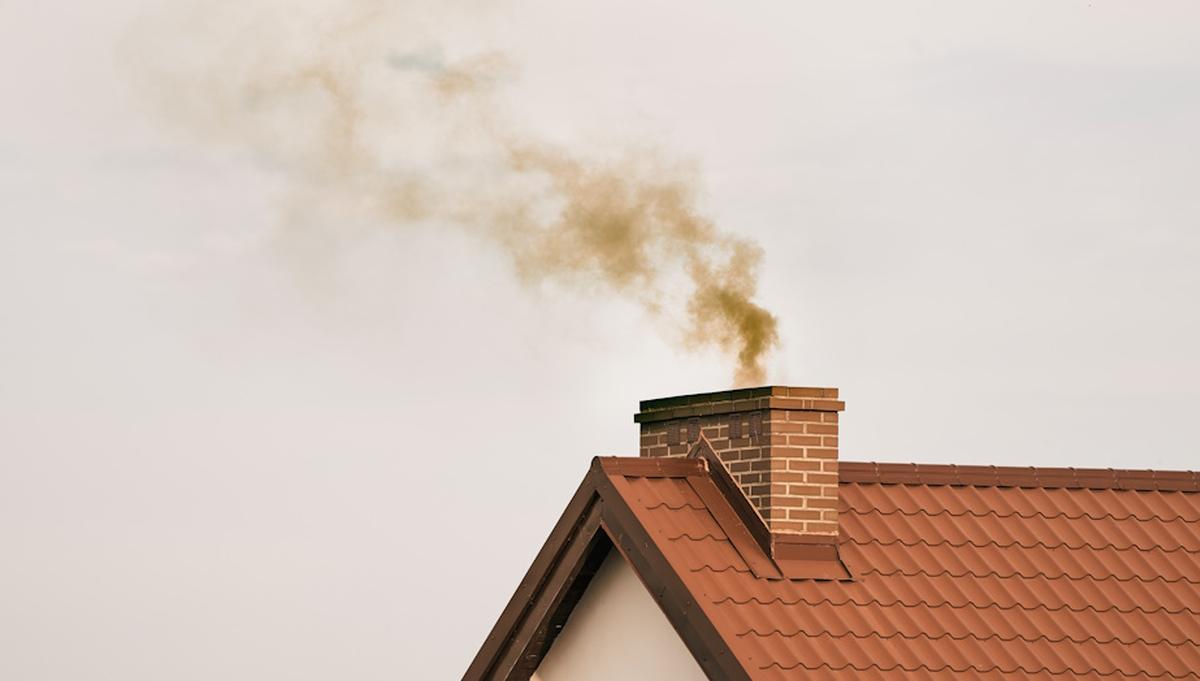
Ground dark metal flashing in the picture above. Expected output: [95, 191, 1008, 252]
[686, 438, 851, 580]
[462, 458, 749, 681]
[686, 440, 775, 566]
[840, 461, 1200, 492]
[771, 532, 853, 581]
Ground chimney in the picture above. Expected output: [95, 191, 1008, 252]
[635, 386, 843, 537]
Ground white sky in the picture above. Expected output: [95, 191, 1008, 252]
[2, 1, 1198, 678]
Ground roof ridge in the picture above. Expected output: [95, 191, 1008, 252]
[841, 461, 1200, 491]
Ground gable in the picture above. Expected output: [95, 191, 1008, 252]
[531, 551, 706, 681]
[464, 457, 747, 681]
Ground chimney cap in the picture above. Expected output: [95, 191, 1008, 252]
[635, 385, 843, 424]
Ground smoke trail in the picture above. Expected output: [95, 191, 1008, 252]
[124, 0, 779, 384]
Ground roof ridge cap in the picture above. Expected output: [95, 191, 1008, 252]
[840, 461, 1200, 492]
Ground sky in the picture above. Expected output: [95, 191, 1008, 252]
[2, 1, 1199, 678]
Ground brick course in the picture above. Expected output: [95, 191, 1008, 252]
[636, 386, 844, 536]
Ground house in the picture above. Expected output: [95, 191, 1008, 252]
[464, 386, 1200, 680]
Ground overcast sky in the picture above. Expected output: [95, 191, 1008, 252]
[3, 1, 1199, 678]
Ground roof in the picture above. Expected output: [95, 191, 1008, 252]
[465, 456, 1200, 681]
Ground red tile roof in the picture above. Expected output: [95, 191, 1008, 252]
[625, 462, 1200, 679]
[466, 457, 1200, 680]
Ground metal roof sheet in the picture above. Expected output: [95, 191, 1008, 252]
[611, 463, 1200, 680]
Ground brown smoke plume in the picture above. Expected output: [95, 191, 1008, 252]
[124, 0, 780, 384]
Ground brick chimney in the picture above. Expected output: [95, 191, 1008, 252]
[635, 386, 843, 536]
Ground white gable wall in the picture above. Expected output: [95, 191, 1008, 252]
[531, 549, 708, 681]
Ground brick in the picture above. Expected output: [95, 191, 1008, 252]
[772, 520, 809, 534]
[805, 447, 838, 459]
[787, 459, 822, 472]
[645, 446, 668, 457]
[805, 424, 838, 435]
[805, 472, 839, 485]
[771, 447, 807, 460]
[786, 434, 825, 446]
[771, 472, 815, 485]
[786, 509, 822, 521]
[785, 484, 822, 497]
[765, 422, 815, 434]
[805, 521, 838, 534]
[775, 496, 814, 507]
[787, 386, 837, 398]
[786, 411, 823, 422]
[770, 397, 832, 411]
[822, 436, 839, 447]
[805, 497, 839, 510]
[761, 507, 786, 520]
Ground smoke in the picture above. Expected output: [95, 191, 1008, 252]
[124, 0, 780, 385]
